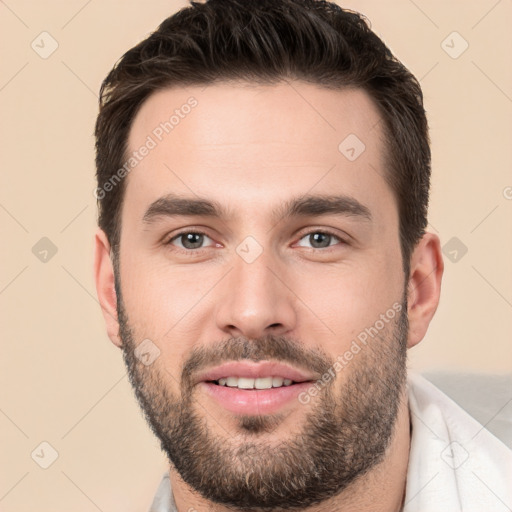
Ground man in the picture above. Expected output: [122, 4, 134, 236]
[93, 0, 511, 511]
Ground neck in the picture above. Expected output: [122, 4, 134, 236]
[169, 392, 411, 512]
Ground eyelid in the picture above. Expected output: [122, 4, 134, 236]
[294, 228, 347, 249]
[165, 229, 217, 250]
[163, 227, 348, 256]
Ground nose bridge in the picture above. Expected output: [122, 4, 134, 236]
[215, 243, 296, 338]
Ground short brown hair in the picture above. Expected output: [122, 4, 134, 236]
[95, 0, 430, 275]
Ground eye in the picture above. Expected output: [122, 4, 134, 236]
[167, 231, 215, 251]
[296, 230, 344, 250]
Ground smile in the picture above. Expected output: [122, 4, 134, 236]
[213, 376, 294, 389]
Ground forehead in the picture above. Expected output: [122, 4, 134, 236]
[123, 81, 394, 225]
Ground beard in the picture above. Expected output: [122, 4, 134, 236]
[117, 290, 408, 511]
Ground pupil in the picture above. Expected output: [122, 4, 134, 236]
[311, 233, 330, 248]
[183, 233, 203, 249]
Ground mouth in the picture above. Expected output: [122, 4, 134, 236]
[210, 376, 298, 389]
[196, 361, 317, 415]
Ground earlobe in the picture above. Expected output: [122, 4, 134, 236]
[406, 232, 444, 349]
[93, 228, 122, 348]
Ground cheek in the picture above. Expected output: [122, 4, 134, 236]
[297, 255, 403, 356]
[119, 227, 404, 364]
[119, 257, 221, 354]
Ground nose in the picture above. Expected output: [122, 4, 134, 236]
[214, 249, 297, 340]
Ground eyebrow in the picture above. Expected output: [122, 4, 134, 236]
[142, 192, 372, 225]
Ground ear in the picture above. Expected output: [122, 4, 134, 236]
[93, 228, 122, 348]
[406, 232, 444, 348]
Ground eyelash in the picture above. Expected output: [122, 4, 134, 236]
[164, 229, 346, 255]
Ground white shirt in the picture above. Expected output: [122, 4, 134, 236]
[149, 373, 512, 512]
[404, 373, 511, 511]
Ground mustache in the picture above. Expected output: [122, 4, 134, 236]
[181, 333, 334, 389]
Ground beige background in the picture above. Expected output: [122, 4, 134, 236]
[1, 0, 511, 510]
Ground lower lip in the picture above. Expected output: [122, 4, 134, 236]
[200, 381, 312, 415]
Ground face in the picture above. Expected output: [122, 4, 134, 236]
[115, 82, 408, 508]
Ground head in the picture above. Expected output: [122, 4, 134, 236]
[95, 0, 431, 277]
[94, 0, 443, 509]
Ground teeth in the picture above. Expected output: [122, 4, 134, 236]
[272, 377, 284, 387]
[216, 376, 295, 389]
[255, 377, 273, 389]
[226, 376, 238, 387]
[238, 377, 254, 389]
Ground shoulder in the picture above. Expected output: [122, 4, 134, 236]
[148, 472, 175, 512]
[414, 371, 512, 449]
[404, 372, 512, 512]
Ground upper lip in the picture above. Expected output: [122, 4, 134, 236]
[195, 361, 318, 385]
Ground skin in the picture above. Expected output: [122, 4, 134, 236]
[94, 82, 444, 511]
